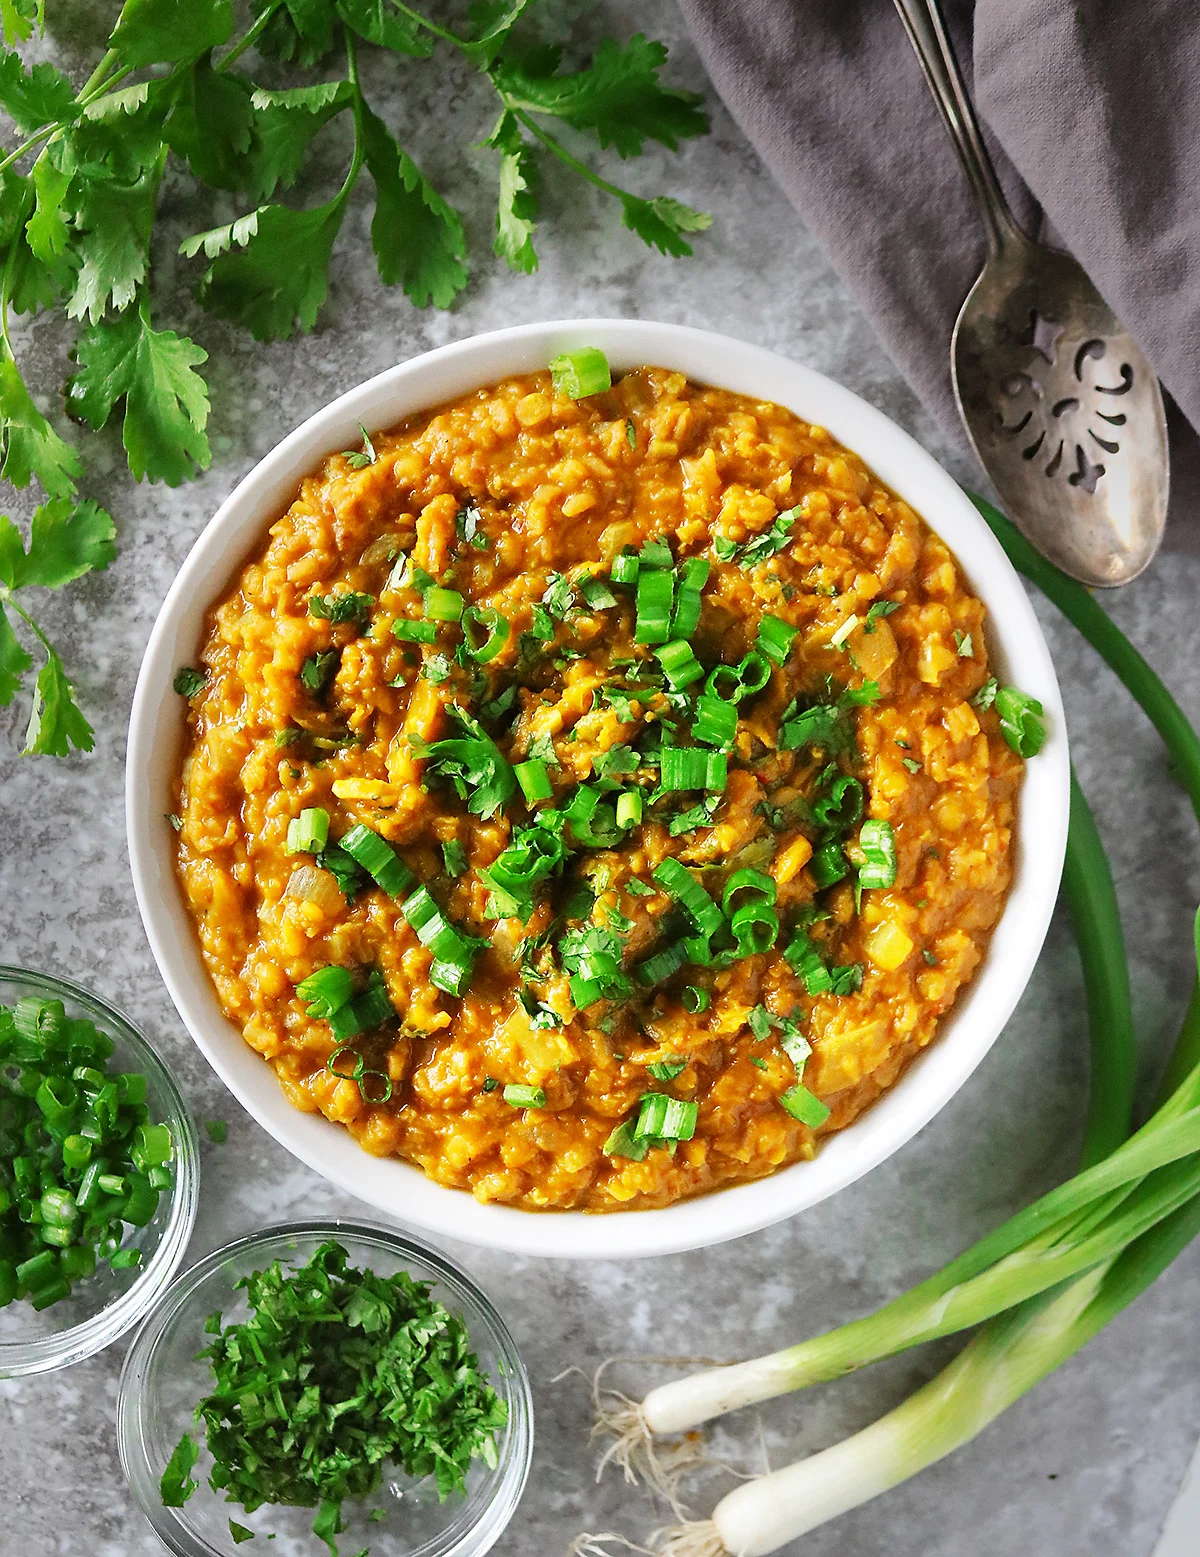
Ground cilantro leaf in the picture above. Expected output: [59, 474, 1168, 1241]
[68, 305, 211, 485]
[3, 215, 59, 315]
[0, 497, 116, 589]
[492, 35, 709, 157]
[485, 111, 538, 273]
[164, 54, 255, 190]
[243, 83, 354, 200]
[0, 49, 77, 135]
[25, 158, 75, 289]
[336, 0, 432, 57]
[360, 102, 468, 309]
[463, 0, 539, 66]
[0, 0, 38, 47]
[66, 150, 165, 322]
[0, 356, 81, 497]
[108, 0, 234, 69]
[185, 199, 346, 340]
[864, 599, 900, 632]
[159, 1431, 199, 1507]
[259, 0, 337, 67]
[24, 643, 95, 756]
[229, 1522, 254, 1546]
[620, 193, 712, 257]
[0, 600, 32, 705]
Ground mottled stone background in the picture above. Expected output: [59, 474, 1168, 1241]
[1, 6, 1198, 1555]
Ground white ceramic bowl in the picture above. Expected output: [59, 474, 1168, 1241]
[127, 319, 1069, 1260]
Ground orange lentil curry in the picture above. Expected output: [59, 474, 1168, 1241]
[174, 361, 1033, 1213]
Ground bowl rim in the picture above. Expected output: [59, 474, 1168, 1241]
[126, 317, 1070, 1260]
[117, 1215, 534, 1557]
[0, 964, 201, 1375]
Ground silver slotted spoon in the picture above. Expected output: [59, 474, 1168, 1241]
[894, 0, 1169, 587]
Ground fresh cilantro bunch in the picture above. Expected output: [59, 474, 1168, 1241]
[160, 1240, 509, 1556]
[0, 0, 710, 756]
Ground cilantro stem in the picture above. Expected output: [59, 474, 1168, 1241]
[3, 589, 57, 660]
[0, 51, 131, 177]
[385, 0, 469, 49]
[218, 3, 286, 74]
[510, 108, 631, 203]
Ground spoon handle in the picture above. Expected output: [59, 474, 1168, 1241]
[892, 0, 1023, 256]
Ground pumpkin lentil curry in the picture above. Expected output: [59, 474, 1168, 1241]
[174, 360, 1037, 1212]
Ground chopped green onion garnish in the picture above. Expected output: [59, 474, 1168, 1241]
[757, 614, 799, 666]
[812, 776, 864, 834]
[784, 930, 834, 994]
[660, 746, 725, 793]
[549, 347, 611, 399]
[616, 790, 643, 828]
[634, 1092, 698, 1141]
[393, 619, 437, 644]
[503, 1083, 547, 1109]
[730, 900, 779, 956]
[603, 1119, 649, 1160]
[637, 938, 693, 986]
[682, 986, 709, 1014]
[656, 639, 706, 689]
[670, 556, 710, 638]
[461, 606, 510, 663]
[858, 818, 898, 890]
[424, 586, 464, 622]
[705, 651, 771, 703]
[653, 858, 725, 938]
[640, 538, 674, 569]
[286, 807, 330, 855]
[296, 965, 356, 1019]
[995, 686, 1046, 757]
[635, 568, 675, 645]
[340, 824, 417, 898]
[692, 693, 737, 749]
[810, 839, 850, 889]
[611, 549, 640, 586]
[780, 1083, 831, 1128]
[514, 759, 553, 803]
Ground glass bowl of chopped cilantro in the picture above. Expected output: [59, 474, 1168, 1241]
[118, 1220, 533, 1557]
[0, 967, 200, 1376]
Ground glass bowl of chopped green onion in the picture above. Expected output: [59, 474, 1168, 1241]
[0, 967, 200, 1376]
[118, 1219, 533, 1557]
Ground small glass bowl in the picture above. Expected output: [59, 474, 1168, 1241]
[118, 1219, 534, 1557]
[0, 966, 200, 1377]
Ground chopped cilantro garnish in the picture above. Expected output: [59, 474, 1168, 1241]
[972, 677, 998, 711]
[954, 629, 974, 658]
[158, 1241, 507, 1546]
[542, 573, 575, 619]
[455, 504, 489, 550]
[593, 744, 639, 779]
[421, 653, 454, 684]
[626, 877, 655, 897]
[204, 1119, 227, 1144]
[863, 599, 900, 632]
[340, 423, 377, 468]
[173, 665, 207, 698]
[229, 1520, 255, 1545]
[307, 590, 374, 626]
[626, 418, 637, 448]
[301, 651, 339, 694]
[441, 839, 469, 877]
[527, 729, 560, 767]
[902, 757, 922, 774]
[713, 507, 797, 568]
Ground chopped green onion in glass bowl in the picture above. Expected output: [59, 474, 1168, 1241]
[118, 1219, 533, 1557]
[0, 966, 200, 1377]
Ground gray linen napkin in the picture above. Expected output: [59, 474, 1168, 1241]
[678, 0, 1200, 537]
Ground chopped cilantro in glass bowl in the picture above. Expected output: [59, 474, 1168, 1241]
[0, 966, 200, 1377]
[118, 1220, 533, 1557]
